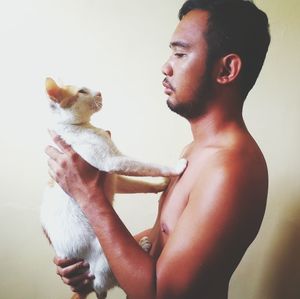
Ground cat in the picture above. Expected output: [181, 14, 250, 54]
[40, 77, 187, 299]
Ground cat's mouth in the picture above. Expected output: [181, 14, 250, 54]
[93, 96, 102, 111]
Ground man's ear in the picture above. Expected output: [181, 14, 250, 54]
[216, 54, 242, 85]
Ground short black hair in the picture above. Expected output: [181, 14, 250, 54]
[179, 0, 271, 96]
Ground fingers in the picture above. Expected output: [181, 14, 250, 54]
[55, 259, 89, 278]
[61, 270, 95, 288]
[54, 257, 95, 293]
[45, 145, 62, 163]
[45, 137, 75, 182]
[46, 149, 62, 181]
[54, 256, 83, 267]
[49, 130, 74, 154]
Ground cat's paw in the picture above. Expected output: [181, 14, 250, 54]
[152, 178, 170, 193]
[139, 236, 152, 253]
[174, 158, 188, 175]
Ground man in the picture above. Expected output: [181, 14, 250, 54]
[46, 0, 270, 298]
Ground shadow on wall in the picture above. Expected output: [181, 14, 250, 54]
[255, 187, 300, 299]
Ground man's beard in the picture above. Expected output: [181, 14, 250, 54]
[167, 67, 213, 120]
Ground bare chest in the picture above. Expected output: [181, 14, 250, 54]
[159, 178, 190, 235]
[149, 149, 216, 256]
[158, 150, 211, 233]
[148, 177, 190, 258]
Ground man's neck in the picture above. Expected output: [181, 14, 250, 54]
[189, 98, 245, 145]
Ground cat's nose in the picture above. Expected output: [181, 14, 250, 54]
[95, 92, 102, 97]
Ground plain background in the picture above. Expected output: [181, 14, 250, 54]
[0, 0, 299, 298]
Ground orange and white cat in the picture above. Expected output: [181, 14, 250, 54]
[40, 78, 187, 299]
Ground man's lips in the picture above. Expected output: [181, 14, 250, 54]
[162, 78, 175, 95]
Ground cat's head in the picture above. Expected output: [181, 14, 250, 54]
[45, 77, 102, 124]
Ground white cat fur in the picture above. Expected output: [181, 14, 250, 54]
[40, 79, 187, 299]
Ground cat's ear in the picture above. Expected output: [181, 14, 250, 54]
[45, 77, 62, 102]
[60, 95, 78, 108]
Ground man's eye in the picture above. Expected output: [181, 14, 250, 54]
[78, 88, 88, 94]
[174, 53, 186, 58]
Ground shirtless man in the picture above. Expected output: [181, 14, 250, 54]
[46, 1, 271, 298]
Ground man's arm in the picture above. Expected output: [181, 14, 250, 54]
[47, 133, 157, 299]
[54, 228, 153, 295]
[47, 134, 267, 299]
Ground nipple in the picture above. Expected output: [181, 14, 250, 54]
[161, 223, 169, 235]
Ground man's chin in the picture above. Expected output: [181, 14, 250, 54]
[166, 98, 188, 118]
[166, 98, 177, 113]
[166, 98, 206, 120]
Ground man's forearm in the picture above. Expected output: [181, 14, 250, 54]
[80, 190, 157, 299]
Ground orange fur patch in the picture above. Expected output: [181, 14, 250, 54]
[60, 95, 78, 108]
[46, 78, 78, 107]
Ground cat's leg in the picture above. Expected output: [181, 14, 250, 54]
[115, 175, 169, 194]
[105, 156, 187, 177]
[75, 143, 186, 177]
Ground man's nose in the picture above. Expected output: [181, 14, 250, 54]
[161, 61, 173, 76]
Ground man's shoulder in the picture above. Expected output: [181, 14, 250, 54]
[185, 135, 268, 238]
[227, 132, 266, 175]
[189, 132, 268, 204]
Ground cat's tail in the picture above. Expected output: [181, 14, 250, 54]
[70, 293, 88, 299]
[71, 291, 107, 299]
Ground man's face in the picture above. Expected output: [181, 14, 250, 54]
[162, 10, 213, 119]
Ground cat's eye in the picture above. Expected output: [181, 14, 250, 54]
[78, 88, 89, 94]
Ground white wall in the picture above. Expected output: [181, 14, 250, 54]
[0, 1, 299, 298]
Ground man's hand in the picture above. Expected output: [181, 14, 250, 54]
[54, 257, 95, 294]
[45, 130, 106, 207]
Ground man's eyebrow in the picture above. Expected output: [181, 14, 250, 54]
[169, 41, 191, 49]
